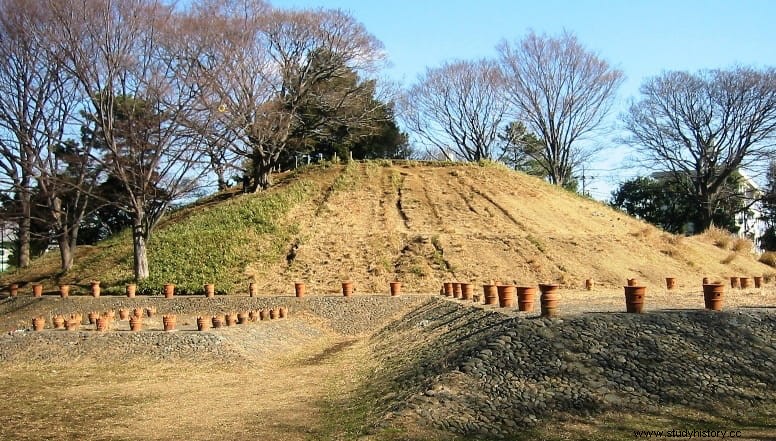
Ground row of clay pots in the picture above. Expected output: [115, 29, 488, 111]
[200, 307, 288, 331]
[441, 282, 560, 317]
[8, 282, 102, 298]
[727, 276, 763, 289]
[623, 283, 726, 313]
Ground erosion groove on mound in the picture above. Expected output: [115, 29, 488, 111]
[367, 298, 776, 439]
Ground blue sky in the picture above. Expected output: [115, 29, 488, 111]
[271, 0, 776, 199]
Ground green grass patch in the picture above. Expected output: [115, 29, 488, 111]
[141, 180, 315, 293]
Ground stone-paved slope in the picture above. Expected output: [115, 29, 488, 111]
[371, 298, 776, 439]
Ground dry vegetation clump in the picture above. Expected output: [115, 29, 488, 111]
[759, 251, 776, 268]
[702, 226, 733, 249]
[731, 237, 753, 252]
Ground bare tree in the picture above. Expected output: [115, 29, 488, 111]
[498, 31, 624, 186]
[48, 0, 207, 280]
[189, 0, 385, 190]
[623, 67, 776, 231]
[400, 59, 509, 161]
[0, 0, 94, 271]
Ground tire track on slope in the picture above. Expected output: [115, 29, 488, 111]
[467, 184, 568, 280]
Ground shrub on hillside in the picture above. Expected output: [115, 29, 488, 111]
[759, 252, 776, 267]
[703, 226, 733, 249]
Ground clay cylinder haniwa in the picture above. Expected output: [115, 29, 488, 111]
[452, 282, 462, 299]
[460, 283, 474, 301]
[516, 286, 536, 312]
[539, 284, 559, 317]
[703, 284, 724, 311]
[342, 281, 354, 297]
[497, 285, 516, 308]
[483, 284, 499, 306]
[624, 285, 646, 313]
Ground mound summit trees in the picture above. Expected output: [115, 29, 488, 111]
[498, 31, 624, 187]
[189, 0, 386, 191]
[624, 67, 776, 231]
[401, 59, 509, 161]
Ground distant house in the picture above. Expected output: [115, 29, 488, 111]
[0, 221, 15, 272]
[735, 171, 766, 250]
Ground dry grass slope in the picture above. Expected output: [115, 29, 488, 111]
[2, 161, 773, 294]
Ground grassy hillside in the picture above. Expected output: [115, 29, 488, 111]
[2, 160, 773, 295]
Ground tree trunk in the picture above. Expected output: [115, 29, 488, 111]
[252, 159, 273, 192]
[17, 185, 31, 268]
[58, 234, 73, 272]
[132, 222, 149, 280]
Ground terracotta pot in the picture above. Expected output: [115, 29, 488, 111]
[516, 286, 536, 312]
[452, 282, 462, 299]
[65, 318, 80, 331]
[460, 283, 474, 301]
[342, 281, 354, 297]
[584, 279, 594, 291]
[389, 281, 401, 297]
[9, 283, 18, 297]
[295, 282, 305, 298]
[102, 310, 115, 322]
[88, 311, 99, 325]
[703, 284, 724, 311]
[32, 316, 45, 331]
[269, 308, 278, 319]
[483, 284, 499, 306]
[225, 313, 237, 326]
[754, 276, 763, 288]
[624, 286, 646, 313]
[443, 282, 453, 297]
[59, 284, 70, 298]
[163, 283, 175, 298]
[702, 277, 710, 285]
[729, 276, 739, 289]
[126, 284, 137, 298]
[90, 281, 101, 297]
[52, 315, 65, 329]
[133, 307, 144, 318]
[32, 283, 43, 297]
[118, 309, 129, 321]
[539, 284, 560, 317]
[129, 316, 142, 332]
[665, 277, 676, 290]
[739, 277, 751, 289]
[145, 307, 156, 318]
[72, 312, 83, 324]
[626, 278, 637, 287]
[496, 285, 516, 308]
[249, 310, 258, 322]
[249, 282, 258, 297]
[162, 314, 176, 331]
[259, 309, 269, 321]
[204, 283, 215, 298]
[211, 315, 223, 329]
[196, 316, 210, 331]
[237, 312, 249, 324]
[279, 307, 288, 318]
[96, 317, 108, 332]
